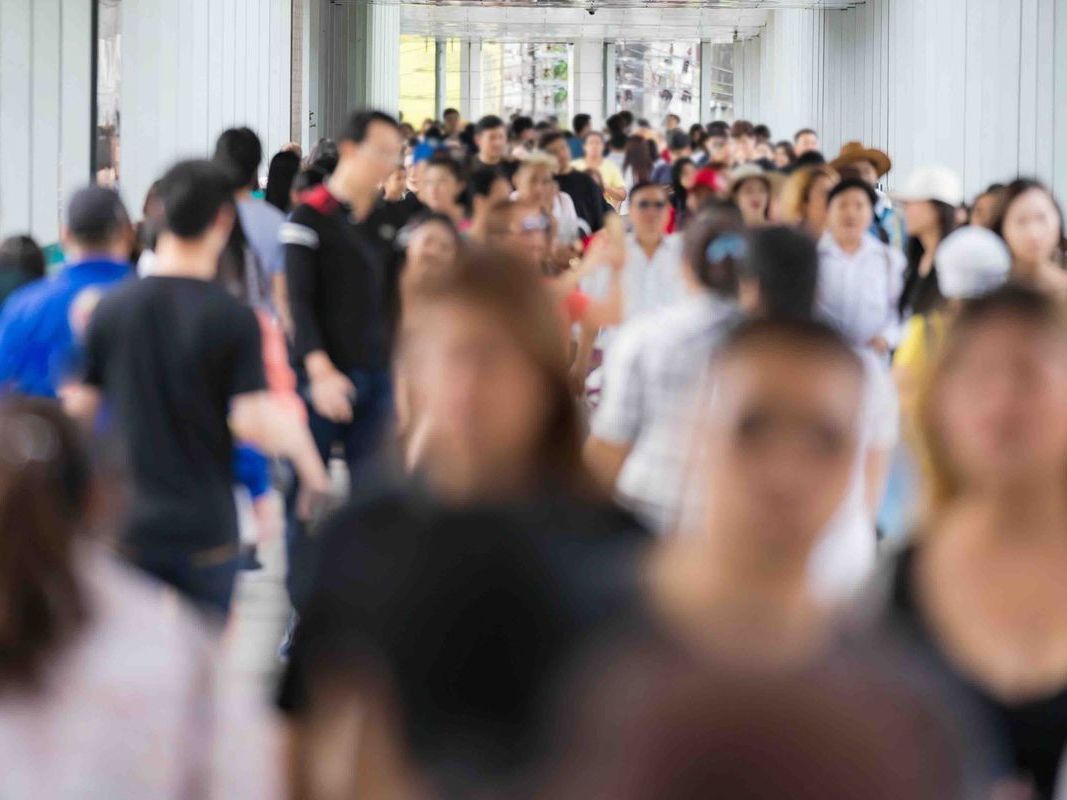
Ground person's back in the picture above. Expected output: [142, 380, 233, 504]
[0, 187, 132, 397]
[85, 275, 262, 554]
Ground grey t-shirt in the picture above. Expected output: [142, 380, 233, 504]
[237, 198, 286, 276]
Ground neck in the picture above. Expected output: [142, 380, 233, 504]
[152, 235, 217, 280]
[586, 153, 602, 166]
[636, 230, 663, 253]
[480, 153, 501, 166]
[836, 233, 863, 254]
[327, 170, 374, 221]
[66, 247, 123, 264]
[917, 229, 941, 256]
[957, 475, 1067, 542]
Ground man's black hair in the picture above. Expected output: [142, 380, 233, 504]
[572, 113, 592, 136]
[742, 226, 819, 321]
[511, 116, 535, 139]
[157, 159, 235, 239]
[443, 107, 460, 118]
[827, 177, 878, 210]
[794, 127, 818, 142]
[668, 130, 692, 152]
[213, 127, 263, 190]
[425, 151, 466, 184]
[0, 235, 45, 280]
[717, 316, 863, 379]
[338, 109, 400, 144]
[65, 186, 131, 247]
[793, 150, 826, 168]
[753, 124, 772, 141]
[706, 120, 730, 137]
[539, 130, 567, 150]
[629, 182, 668, 202]
[476, 114, 506, 135]
[469, 166, 506, 198]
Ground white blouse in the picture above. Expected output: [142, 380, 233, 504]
[816, 232, 905, 350]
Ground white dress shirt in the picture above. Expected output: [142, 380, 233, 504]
[816, 232, 905, 350]
[592, 292, 740, 533]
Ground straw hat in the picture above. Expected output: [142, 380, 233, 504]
[830, 141, 892, 177]
[728, 163, 785, 196]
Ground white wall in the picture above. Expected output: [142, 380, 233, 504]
[745, 0, 1067, 200]
[121, 0, 291, 217]
[0, 0, 92, 243]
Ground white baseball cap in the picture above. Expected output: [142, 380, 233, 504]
[935, 226, 1011, 300]
[892, 166, 964, 207]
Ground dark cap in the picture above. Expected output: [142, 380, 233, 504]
[66, 185, 130, 245]
[668, 130, 692, 152]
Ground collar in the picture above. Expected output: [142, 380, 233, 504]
[300, 183, 348, 216]
[64, 257, 131, 278]
[819, 231, 880, 259]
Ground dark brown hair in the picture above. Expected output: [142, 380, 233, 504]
[404, 247, 589, 491]
[0, 399, 91, 691]
[623, 136, 654, 185]
[990, 178, 1067, 261]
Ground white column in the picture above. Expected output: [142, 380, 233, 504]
[699, 41, 713, 125]
[460, 40, 483, 123]
[434, 38, 447, 120]
[602, 42, 616, 121]
[357, 2, 400, 116]
[572, 39, 604, 126]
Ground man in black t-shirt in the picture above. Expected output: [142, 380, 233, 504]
[65, 160, 329, 617]
[470, 115, 517, 182]
[541, 130, 604, 235]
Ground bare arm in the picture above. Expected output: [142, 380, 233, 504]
[584, 436, 632, 494]
[230, 391, 331, 517]
[60, 384, 103, 425]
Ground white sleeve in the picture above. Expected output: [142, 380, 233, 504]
[591, 322, 646, 446]
[860, 353, 900, 450]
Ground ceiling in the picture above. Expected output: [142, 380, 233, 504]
[380, 0, 864, 42]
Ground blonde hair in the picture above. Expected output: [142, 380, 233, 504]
[913, 285, 1067, 526]
[516, 150, 561, 176]
[779, 165, 839, 226]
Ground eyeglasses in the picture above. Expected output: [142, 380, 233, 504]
[636, 200, 668, 211]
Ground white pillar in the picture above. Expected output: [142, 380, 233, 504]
[699, 40, 713, 125]
[572, 39, 604, 126]
[460, 40, 483, 123]
[603, 42, 616, 121]
[434, 38, 447, 121]
[356, 2, 400, 116]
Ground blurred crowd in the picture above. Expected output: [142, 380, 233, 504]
[0, 105, 1066, 799]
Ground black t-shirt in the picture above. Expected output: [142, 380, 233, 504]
[284, 185, 395, 373]
[84, 276, 266, 552]
[899, 245, 945, 319]
[472, 156, 518, 182]
[557, 170, 605, 234]
[883, 545, 1067, 798]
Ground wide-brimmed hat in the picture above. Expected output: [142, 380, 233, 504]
[830, 141, 892, 177]
[891, 166, 964, 207]
[728, 163, 785, 196]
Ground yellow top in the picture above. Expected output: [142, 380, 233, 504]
[572, 157, 626, 209]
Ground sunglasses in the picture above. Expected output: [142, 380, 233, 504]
[636, 200, 668, 210]
[519, 214, 551, 233]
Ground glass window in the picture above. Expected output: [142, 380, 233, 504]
[94, 0, 121, 187]
[615, 41, 700, 127]
[482, 43, 571, 121]
[399, 37, 464, 128]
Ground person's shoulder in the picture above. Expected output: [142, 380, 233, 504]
[290, 185, 341, 222]
[240, 196, 286, 225]
[0, 275, 53, 320]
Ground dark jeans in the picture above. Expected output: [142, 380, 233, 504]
[285, 366, 393, 608]
[125, 544, 240, 619]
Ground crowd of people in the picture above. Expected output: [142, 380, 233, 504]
[0, 102, 1066, 798]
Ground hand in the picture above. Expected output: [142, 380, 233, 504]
[309, 369, 356, 423]
[296, 466, 333, 523]
[867, 336, 890, 355]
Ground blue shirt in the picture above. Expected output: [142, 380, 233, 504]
[0, 257, 131, 397]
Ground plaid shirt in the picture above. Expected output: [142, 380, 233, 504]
[591, 292, 740, 533]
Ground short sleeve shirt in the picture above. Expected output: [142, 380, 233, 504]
[85, 276, 266, 551]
